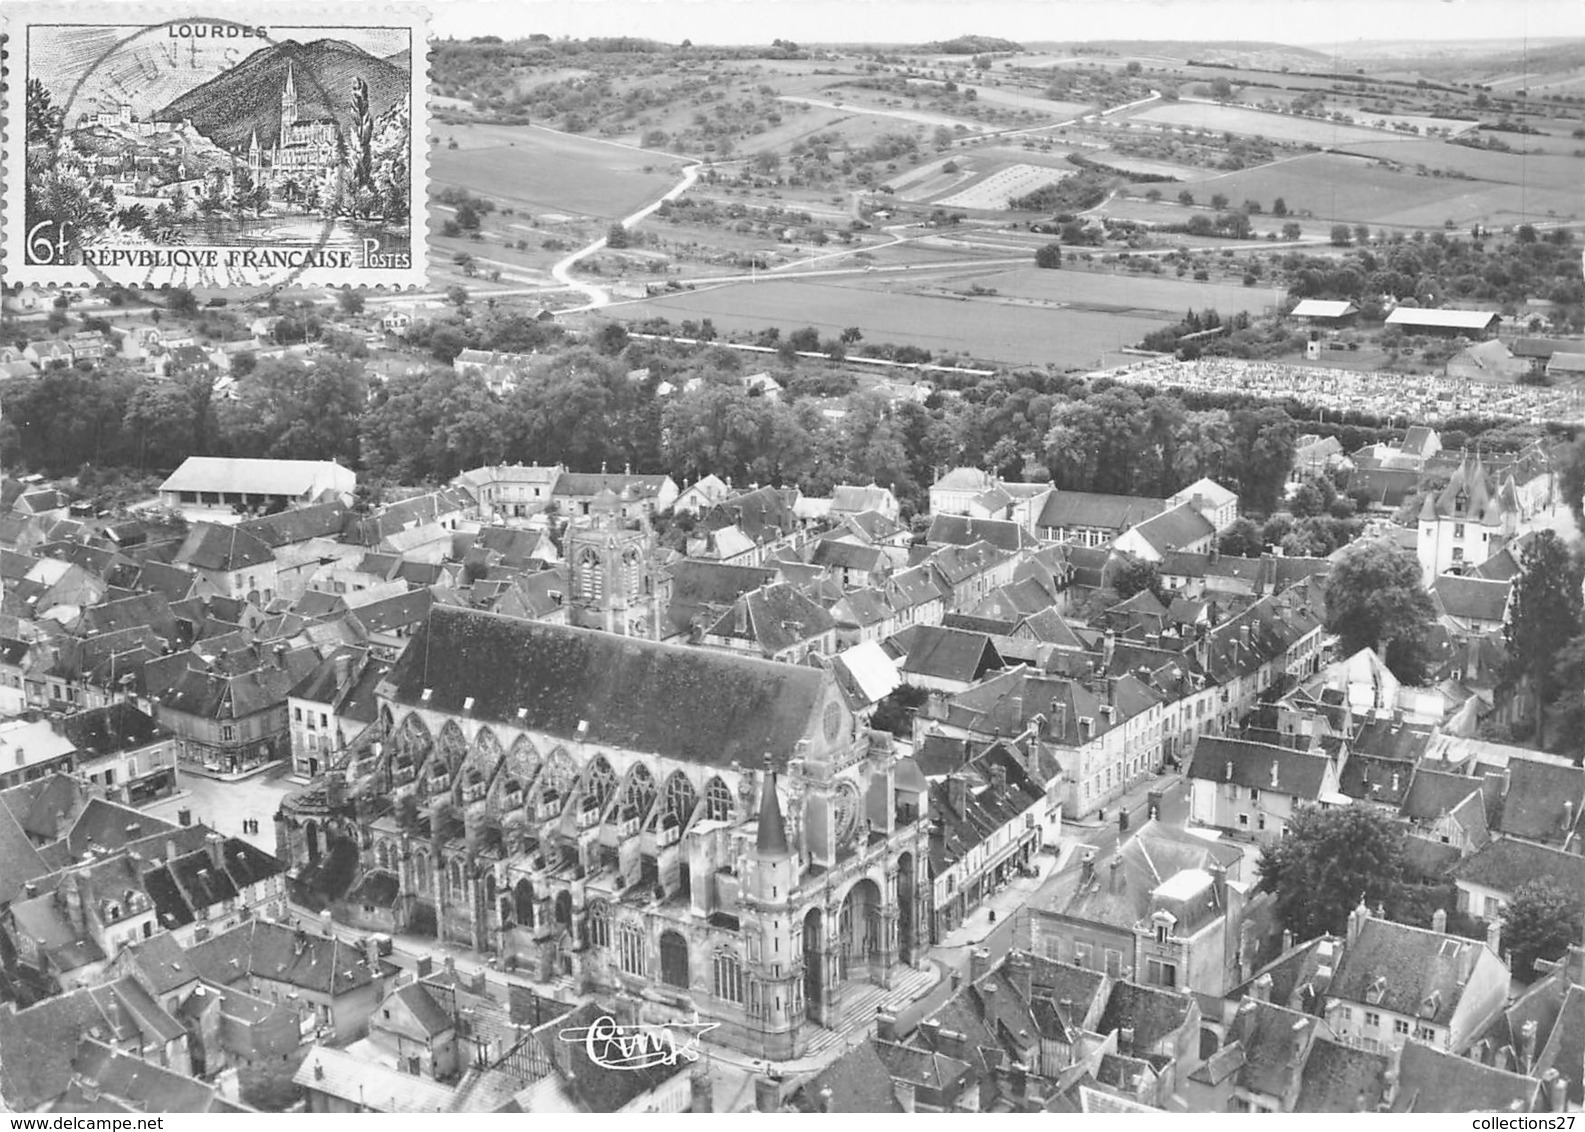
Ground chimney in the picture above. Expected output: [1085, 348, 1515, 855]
[734, 600, 748, 636]
[1270, 759, 1280, 789]
[948, 774, 969, 818]
[818, 1086, 834, 1114]
[876, 1010, 899, 1043]
[1543, 1070, 1566, 1113]
[1282, 929, 1294, 953]
[1289, 1018, 1311, 1067]
[1488, 919, 1503, 959]
[320, 908, 333, 938]
[1210, 862, 1228, 908]
[1108, 855, 1123, 894]
[1381, 1068, 1399, 1109]
[63, 870, 86, 932]
[334, 651, 352, 689]
[1252, 973, 1273, 1002]
[1522, 1020, 1539, 1074]
[1081, 848, 1096, 884]
[1347, 899, 1370, 948]
[166, 838, 178, 863]
[970, 947, 992, 984]
[936, 1028, 968, 1060]
[205, 831, 224, 870]
[1567, 800, 1576, 833]
[1007, 950, 1032, 1000]
[365, 936, 381, 968]
[754, 1077, 781, 1113]
[1455, 938, 1477, 986]
[1225, 760, 1234, 783]
[894, 1078, 916, 1113]
[1432, 908, 1448, 934]
[1050, 699, 1066, 737]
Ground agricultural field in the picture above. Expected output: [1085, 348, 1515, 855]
[936, 163, 1072, 209]
[959, 87, 1093, 120]
[611, 275, 1171, 368]
[1130, 101, 1421, 147]
[776, 94, 998, 134]
[1133, 148, 1585, 229]
[1089, 153, 1212, 180]
[1338, 138, 1585, 187]
[431, 123, 685, 220]
[957, 265, 1284, 316]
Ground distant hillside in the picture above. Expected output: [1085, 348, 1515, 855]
[154, 38, 408, 153]
[925, 36, 1023, 55]
[1047, 40, 1337, 70]
[384, 49, 413, 71]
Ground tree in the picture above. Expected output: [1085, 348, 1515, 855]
[337, 290, 366, 316]
[26, 78, 64, 145]
[1272, 197, 1288, 217]
[1506, 530, 1585, 748]
[351, 77, 374, 193]
[1111, 554, 1165, 603]
[359, 368, 505, 483]
[1225, 406, 1296, 516]
[1325, 540, 1438, 683]
[1217, 517, 1264, 558]
[1282, 222, 1302, 241]
[167, 287, 200, 317]
[1209, 77, 1234, 102]
[446, 284, 470, 310]
[1210, 192, 1229, 211]
[1558, 435, 1585, 530]
[1330, 224, 1353, 247]
[788, 326, 821, 352]
[1035, 242, 1062, 269]
[1178, 190, 1195, 207]
[606, 223, 630, 249]
[1503, 877, 1582, 980]
[219, 355, 368, 465]
[1256, 804, 1405, 940]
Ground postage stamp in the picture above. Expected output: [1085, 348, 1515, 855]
[2, 3, 429, 291]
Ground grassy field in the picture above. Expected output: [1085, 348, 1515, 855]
[1131, 102, 1422, 147]
[961, 265, 1283, 316]
[1337, 138, 1585, 188]
[608, 275, 1213, 368]
[1138, 149, 1585, 228]
[431, 124, 685, 220]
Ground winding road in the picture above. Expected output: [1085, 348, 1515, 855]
[552, 159, 704, 311]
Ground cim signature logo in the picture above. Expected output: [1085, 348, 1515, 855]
[558, 1012, 720, 1071]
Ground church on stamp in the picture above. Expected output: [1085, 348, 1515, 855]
[246, 63, 338, 179]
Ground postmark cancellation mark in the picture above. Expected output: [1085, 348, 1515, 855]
[3, 3, 430, 291]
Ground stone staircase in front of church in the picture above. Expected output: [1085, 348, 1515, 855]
[800, 962, 940, 1057]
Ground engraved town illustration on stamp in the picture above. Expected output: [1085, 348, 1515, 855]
[3, 5, 429, 290]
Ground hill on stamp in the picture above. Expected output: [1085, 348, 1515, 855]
[154, 38, 408, 153]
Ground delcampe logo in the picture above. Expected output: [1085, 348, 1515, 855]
[558, 1012, 720, 1071]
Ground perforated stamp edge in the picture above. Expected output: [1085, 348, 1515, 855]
[1, 2, 433, 294]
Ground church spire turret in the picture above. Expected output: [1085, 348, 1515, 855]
[279, 61, 298, 148]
